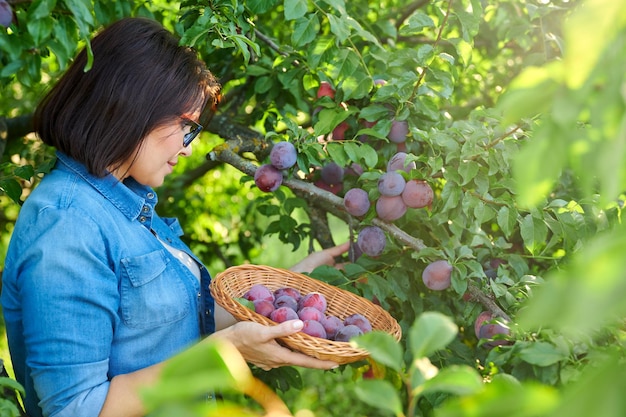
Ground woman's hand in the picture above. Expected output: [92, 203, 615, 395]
[289, 241, 350, 273]
[210, 320, 338, 370]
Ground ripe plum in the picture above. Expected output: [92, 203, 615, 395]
[254, 164, 283, 192]
[274, 295, 298, 311]
[301, 320, 327, 338]
[253, 300, 275, 318]
[421, 260, 452, 290]
[298, 292, 327, 313]
[243, 284, 274, 303]
[274, 287, 302, 301]
[320, 162, 344, 185]
[270, 306, 299, 323]
[335, 324, 364, 342]
[378, 172, 406, 196]
[317, 81, 335, 99]
[388, 119, 409, 143]
[402, 180, 433, 208]
[357, 226, 386, 257]
[269, 141, 297, 170]
[343, 188, 371, 217]
[387, 152, 416, 173]
[321, 315, 344, 340]
[344, 313, 372, 333]
[376, 195, 407, 221]
[298, 306, 324, 322]
[0, 0, 12, 28]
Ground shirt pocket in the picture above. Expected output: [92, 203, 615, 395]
[120, 250, 190, 329]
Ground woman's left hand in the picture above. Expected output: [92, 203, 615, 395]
[209, 319, 339, 370]
[289, 241, 351, 273]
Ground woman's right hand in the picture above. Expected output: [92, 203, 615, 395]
[209, 320, 338, 371]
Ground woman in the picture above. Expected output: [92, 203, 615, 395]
[1, 17, 347, 417]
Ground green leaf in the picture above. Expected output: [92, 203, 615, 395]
[458, 160, 479, 185]
[497, 63, 562, 125]
[517, 341, 569, 367]
[436, 376, 559, 417]
[352, 331, 404, 372]
[292, 15, 320, 47]
[284, 0, 308, 20]
[0, 179, 23, 204]
[62, 0, 94, 35]
[354, 379, 403, 416]
[0, 377, 25, 396]
[400, 10, 435, 36]
[520, 213, 548, 256]
[551, 352, 626, 417]
[409, 311, 458, 358]
[328, 14, 350, 43]
[142, 339, 252, 408]
[247, 0, 279, 14]
[563, 0, 626, 89]
[497, 206, 517, 238]
[326, 142, 349, 167]
[518, 222, 626, 339]
[421, 365, 483, 396]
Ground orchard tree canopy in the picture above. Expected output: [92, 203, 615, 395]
[2, 0, 626, 416]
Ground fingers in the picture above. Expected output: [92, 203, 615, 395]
[325, 241, 350, 257]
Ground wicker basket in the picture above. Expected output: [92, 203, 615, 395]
[210, 264, 402, 365]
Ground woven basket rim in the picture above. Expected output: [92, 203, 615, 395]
[210, 264, 402, 364]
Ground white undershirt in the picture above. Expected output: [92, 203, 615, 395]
[156, 235, 201, 281]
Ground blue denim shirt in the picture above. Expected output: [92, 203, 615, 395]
[1, 152, 215, 417]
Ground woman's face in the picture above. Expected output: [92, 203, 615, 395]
[112, 114, 199, 187]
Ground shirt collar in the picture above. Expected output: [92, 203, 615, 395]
[55, 151, 158, 224]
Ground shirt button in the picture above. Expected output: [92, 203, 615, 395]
[147, 192, 155, 199]
[142, 205, 150, 213]
[205, 310, 211, 316]
[139, 216, 146, 223]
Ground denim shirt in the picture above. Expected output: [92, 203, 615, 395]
[1, 152, 215, 417]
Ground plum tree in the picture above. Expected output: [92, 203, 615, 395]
[254, 164, 283, 192]
[422, 260, 453, 291]
[378, 172, 406, 196]
[375, 195, 407, 221]
[401, 180, 434, 208]
[343, 188, 371, 217]
[269, 141, 297, 170]
[357, 226, 386, 257]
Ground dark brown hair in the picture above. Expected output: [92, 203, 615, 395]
[34, 17, 221, 177]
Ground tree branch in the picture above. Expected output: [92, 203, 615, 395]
[208, 142, 509, 320]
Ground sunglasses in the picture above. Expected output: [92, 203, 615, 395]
[181, 117, 203, 147]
